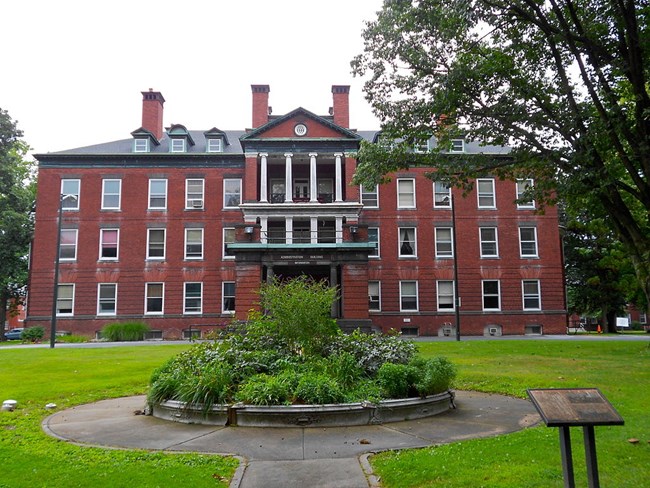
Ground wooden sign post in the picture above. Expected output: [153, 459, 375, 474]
[527, 388, 624, 488]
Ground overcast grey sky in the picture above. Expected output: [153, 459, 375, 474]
[1, 0, 383, 156]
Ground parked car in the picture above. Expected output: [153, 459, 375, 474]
[4, 328, 24, 340]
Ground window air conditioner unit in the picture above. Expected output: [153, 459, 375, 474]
[489, 327, 498, 336]
[191, 200, 203, 208]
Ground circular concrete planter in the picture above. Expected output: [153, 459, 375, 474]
[152, 390, 455, 427]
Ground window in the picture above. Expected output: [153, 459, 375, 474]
[360, 184, 379, 207]
[97, 283, 117, 315]
[516, 179, 535, 209]
[437, 280, 455, 311]
[148, 179, 167, 209]
[223, 282, 236, 313]
[519, 227, 538, 257]
[414, 140, 429, 153]
[399, 227, 417, 257]
[397, 179, 416, 208]
[61, 179, 80, 210]
[207, 138, 222, 153]
[477, 178, 496, 208]
[145, 283, 164, 314]
[435, 227, 453, 258]
[368, 227, 380, 258]
[57, 284, 74, 316]
[479, 227, 499, 257]
[99, 229, 119, 260]
[369, 281, 381, 311]
[101, 179, 121, 210]
[400, 281, 418, 311]
[482, 280, 501, 310]
[185, 228, 204, 260]
[522, 280, 541, 310]
[223, 227, 235, 259]
[170, 138, 186, 153]
[184, 282, 202, 314]
[186, 179, 204, 209]
[134, 138, 149, 153]
[59, 229, 78, 261]
[450, 139, 465, 152]
[224, 178, 242, 208]
[640, 312, 647, 325]
[147, 229, 166, 260]
[433, 181, 451, 208]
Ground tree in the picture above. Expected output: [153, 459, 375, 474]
[352, 1, 650, 307]
[0, 108, 35, 339]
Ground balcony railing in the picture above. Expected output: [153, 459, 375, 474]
[265, 229, 338, 244]
[269, 193, 335, 204]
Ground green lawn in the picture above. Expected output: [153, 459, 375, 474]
[371, 340, 650, 487]
[0, 345, 238, 488]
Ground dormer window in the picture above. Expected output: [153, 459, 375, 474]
[170, 138, 186, 153]
[134, 138, 149, 153]
[450, 139, 465, 153]
[414, 140, 429, 153]
[207, 138, 223, 153]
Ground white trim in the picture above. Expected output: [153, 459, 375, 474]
[145, 282, 164, 315]
[433, 181, 451, 208]
[398, 227, 417, 258]
[435, 227, 454, 258]
[479, 227, 499, 258]
[360, 184, 379, 208]
[59, 228, 78, 261]
[482, 280, 501, 311]
[477, 178, 496, 209]
[148, 179, 168, 210]
[56, 283, 75, 316]
[60, 179, 80, 210]
[223, 178, 242, 208]
[436, 280, 455, 311]
[516, 178, 536, 209]
[170, 138, 186, 153]
[222, 281, 236, 314]
[519, 226, 539, 258]
[133, 138, 149, 153]
[101, 179, 121, 210]
[522, 279, 542, 311]
[397, 178, 416, 209]
[369, 280, 381, 311]
[368, 227, 380, 258]
[99, 228, 119, 261]
[184, 228, 204, 260]
[399, 280, 419, 312]
[97, 283, 117, 316]
[185, 178, 205, 210]
[223, 227, 236, 260]
[183, 282, 203, 315]
[207, 138, 223, 153]
[146, 228, 166, 260]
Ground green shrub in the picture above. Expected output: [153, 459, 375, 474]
[325, 351, 365, 388]
[294, 372, 344, 404]
[176, 363, 233, 413]
[56, 334, 88, 343]
[377, 362, 416, 398]
[235, 373, 292, 405]
[21, 326, 45, 343]
[410, 356, 457, 396]
[101, 321, 150, 341]
[343, 379, 383, 404]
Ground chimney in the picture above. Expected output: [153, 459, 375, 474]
[141, 89, 165, 140]
[251, 85, 270, 128]
[331, 85, 350, 128]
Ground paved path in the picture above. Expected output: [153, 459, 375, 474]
[43, 391, 539, 488]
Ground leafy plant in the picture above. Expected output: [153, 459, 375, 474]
[410, 356, 457, 396]
[377, 362, 416, 399]
[294, 372, 344, 404]
[101, 321, 150, 341]
[21, 326, 44, 343]
[235, 373, 292, 405]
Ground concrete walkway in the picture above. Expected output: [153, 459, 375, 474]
[43, 391, 539, 487]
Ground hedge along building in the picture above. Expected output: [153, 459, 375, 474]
[26, 85, 567, 339]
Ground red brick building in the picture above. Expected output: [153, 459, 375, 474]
[26, 85, 567, 339]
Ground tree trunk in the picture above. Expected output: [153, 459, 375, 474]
[0, 289, 7, 342]
[606, 309, 618, 334]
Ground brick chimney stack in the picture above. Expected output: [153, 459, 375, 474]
[331, 85, 350, 128]
[251, 85, 271, 128]
[141, 89, 165, 140]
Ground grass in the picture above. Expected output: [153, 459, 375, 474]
[371, 340, 650, 487]
[0, 345, 238, 487]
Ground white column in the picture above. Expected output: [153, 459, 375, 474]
[334, 153, 343, 202]
[284, 153, 293, 203]
[259, 153, 268, 203]
[309, 152, 318, 202]
[335, 217, 343, 243]
[311, 217, 318, 244]
[260, 216, 268, 244]
[286, 216, 293, 244]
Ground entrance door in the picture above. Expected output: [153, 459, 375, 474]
[294, 179, 309, 200]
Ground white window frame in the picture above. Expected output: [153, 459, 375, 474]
[59, 228, 78, 261]
[522, 280, 541, 310]
[369, 281, 381, 311]
[223, 178, 242, 208]
[437, 280, 455, 311]
[56, 283, 75, 316]
[482, 280, 501, 311]
[433, 181, 451, 208]
[61, 179, 80, 210]
[368, 227, 380, 258]
[148, 179, 167, 210]
[414, 139, 429, 153]
[360, 184, 379, 208]
[397, 178, 416, 209]
[184, 228, 204, 260]
[184, 282, 203, 315]
[222, 282, 236, 314]
[134, 138, 149, 153]
[435, 227, 454, 258]
[450, 139, 465, 153]
[99, 228, 119, 260]
[479, 227, 499, 258]
[477, 178, 496, 209]
[516, 178, 536, 209]
[101, 179, 121, 210]
[223, 227, 236, 259]
[399, 280, 419, 312]
[146, 228, 166, 260]
[97, 283, 117, 316]
[398, 227, 417, 258]
[170, 138, 186, 153]
[185, 178, 205, 209]
[145, 282, 164, 315]
[207, 138, 223, 153]
[519, 227, 539, 258]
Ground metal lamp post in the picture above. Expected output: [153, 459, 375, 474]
[451, 193, 461, 341]
[50, 194, 77, 348]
